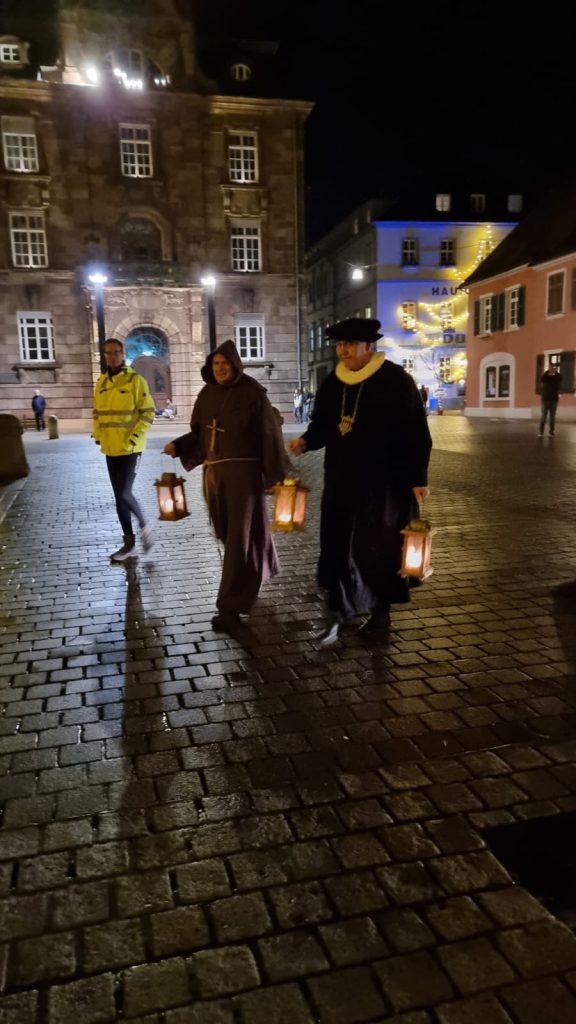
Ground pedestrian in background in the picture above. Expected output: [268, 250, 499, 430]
[164, 340, 289, 632]
[31, 389, 46, 431]
[92, 338, 156, 562]
[289, 317, 432, 646]
[293, 387, 303, 423]
[539, 364, 562, 436]
[419, 384, 429, 413]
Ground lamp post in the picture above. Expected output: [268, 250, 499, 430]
[201, 274, 217, 353]
[88, 270, 108, 372]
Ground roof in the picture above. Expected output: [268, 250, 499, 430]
[465, 178, 576, 286]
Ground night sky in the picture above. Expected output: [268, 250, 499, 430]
[194, 0, 576, 238]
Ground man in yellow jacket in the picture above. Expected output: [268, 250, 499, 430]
[93, 338, 156, 561]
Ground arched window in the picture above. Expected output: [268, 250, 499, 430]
[124, 326, 169, 365]
[231, 62, 252, 82]
[120, 217, 162, 262]
[103, 48, 169, 89]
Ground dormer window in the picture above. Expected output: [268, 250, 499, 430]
[0, 36, 29, 68]
[231, 62, 252, 82]
[103, 48, 168, 90]
[435, 193, 451, 212]
[470, 193, 486, 213]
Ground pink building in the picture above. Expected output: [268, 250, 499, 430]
[465, 182, 576, 421]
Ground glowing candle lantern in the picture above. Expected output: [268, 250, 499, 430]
[272, 478, 309, 532]
[155, 472, 190, 521]
[400, 518, 435, 579]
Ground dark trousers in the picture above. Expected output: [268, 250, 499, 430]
[106, 454, 145, 537]
[34, 412, 45, 430]
[539, 398, 558, 434]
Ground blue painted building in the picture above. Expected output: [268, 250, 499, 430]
[306, 194, 519, 406]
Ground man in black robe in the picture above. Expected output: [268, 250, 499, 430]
[289, 318, 432, 646]
[164, 340, 289, 631]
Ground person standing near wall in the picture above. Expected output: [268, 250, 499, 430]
[539, 365, 562, 437]
[31, 389, 46, 431]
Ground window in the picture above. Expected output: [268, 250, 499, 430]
[440, 302, 453, 331]
[234, 315, 264, 360]
[485, 364, 510, 399]
[0, 43, 21, 64]
[547, 271, 564, 316]
[548, 352, 561, 370]
[508, 194, 523, 213]
[439, 356, 451, 381]
[309, 325, 315, 352]
[505, 286, 525, 329]
[228, 132, 258, 183]
[120, 217, 162, 261]
[316, 323, 324, 349]
[119, 124, 153, 178]
[231, 221, 261, 272]
[10, 212, 48, 267]
[435, 193, 451, 212]
[401, 302, 417, 331]
[479, 294, 493, 334]
[470, 193, 486, 213]
[17, 312, 55, 361]
[231, 62, 252, 81]
[364, 306, 372, 318]
[2, 117, 39, 172]
[402, 358, 415, 374]
[439, 239, 455, 266]
[402, 238, 418, 266]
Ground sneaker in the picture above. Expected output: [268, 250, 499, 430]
[110, 536, 136, 562]
[314, 618, 341, 647]
[141, 525, 154, 552]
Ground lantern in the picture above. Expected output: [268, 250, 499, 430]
[272, 478, 309, 532]
[400, 518, 435, 579]
[154, 472, 190, 521]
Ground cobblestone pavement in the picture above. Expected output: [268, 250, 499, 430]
[2, 415, 576, 1023]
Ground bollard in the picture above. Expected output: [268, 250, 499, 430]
[0, 414, 30, 480]
[48, 414, 59, 440]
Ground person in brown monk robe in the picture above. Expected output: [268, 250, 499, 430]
[164, 340, 289, 631]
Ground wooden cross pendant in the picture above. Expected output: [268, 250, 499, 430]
[206, 417, 224, 453]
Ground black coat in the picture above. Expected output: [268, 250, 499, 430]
[302, 358, 432, 617]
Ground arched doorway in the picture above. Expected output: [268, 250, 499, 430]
[124, 326, 172, 411]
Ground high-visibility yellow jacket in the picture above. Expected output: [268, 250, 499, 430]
[92, 367, 156, 456]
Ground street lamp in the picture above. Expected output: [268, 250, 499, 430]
[88, 270, 108, 372]
[201, 274, 217, 353]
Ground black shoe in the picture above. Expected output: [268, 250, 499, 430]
[314, 618, 341, 647]
[110, 536, 136, 562]
[361, 607, 391, 634]
[212, 611, 242, 632]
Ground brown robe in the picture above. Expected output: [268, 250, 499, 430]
[173, 340, 289, 614]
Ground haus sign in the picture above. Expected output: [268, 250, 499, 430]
[431, 287, 458, 296]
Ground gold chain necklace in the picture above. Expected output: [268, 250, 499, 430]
[338, 382, 365, 436]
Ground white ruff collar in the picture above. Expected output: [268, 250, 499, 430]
[335, 352, 385, 384]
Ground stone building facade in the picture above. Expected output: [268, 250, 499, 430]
[0, 1, 311, 427]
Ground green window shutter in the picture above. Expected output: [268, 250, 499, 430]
[559, 351, 576, 393]
[490, 298, 497, 333]
[473, 300, 480, 335]
[517, 286, 526, 326]
[535, 354, 544, 394]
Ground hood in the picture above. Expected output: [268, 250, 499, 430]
[201, 339, 244, 385]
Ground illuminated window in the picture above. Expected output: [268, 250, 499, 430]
[439, 239, 455, 266]
[10, 211, 48, 267]
[435, 193, 451, 212]
[17, 312, 55, 361]
[439, 356, 451, 381]
[505, 286, 525, 329]
[470, 193, 486, 213]
[231, 62, 251, 81]
[231, 221, 261, 272]
[508, 194, 523, 213]
[440, 302, 454, 331]
[0, 43, 21, 64]
[401, 302, 417, 331]
[316, 323, 324, 349]
[402, 358, 415, 374]
[228, 132, 258, 183]
[234, 315, 264, 360]
[547, 271, 564, 316]
[120, 124, 153, 178]
[309, 325, 315, 351]
[2, 117, 38, 172]
[401, 239, 418, 266]
[364, 306, 372, 318]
